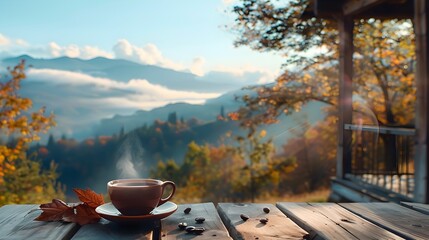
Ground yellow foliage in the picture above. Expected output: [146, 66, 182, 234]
[0, 61, 62, 206]
[0, 61, 55, 184]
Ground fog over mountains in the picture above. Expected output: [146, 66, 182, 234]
[2, 55, 325, 143]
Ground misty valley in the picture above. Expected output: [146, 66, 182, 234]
[1, 55, 331, 202]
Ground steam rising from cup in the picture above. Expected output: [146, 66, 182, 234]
[115, 132, 145, 178]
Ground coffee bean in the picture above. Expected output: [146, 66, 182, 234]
[178, 222, 187, 230]
[184, 207, 191, 214]
[263, 207, 270, 213]
[240, 214, 249, 221]
[185, 226, 196, 233]
[259, 218, 268, 224]
[192, 227, 205, 235]
[195, 217, 205, 223]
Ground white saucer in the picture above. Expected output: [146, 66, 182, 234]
[95, 201, 177, 223]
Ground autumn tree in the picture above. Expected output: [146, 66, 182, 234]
[231, 0, 415, 127]
[0, 61, 64, 205]
[279, 117, 337, 194]
[231, 0, 415, 170]
[151, 142, 238, 202]
[233, 130, 296, 201]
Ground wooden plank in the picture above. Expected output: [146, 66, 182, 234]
[337, 16, 354, 179]
[217, 203, 308, 240]
[72, 203, 231, 240]
[161, 202, 232, 240]
[401, 202, 429, 215]
[330, 177, 387, 202]
[343, 0, 387, 16]
[277, 202, 402, 240]
[0, 204, 79, 240]
[277, 202, 354, 239]
[414, 0, 429, 204]
[309, 203, 402, 239]
[340, 202, 429, 239]
[70, 218, 153, 240]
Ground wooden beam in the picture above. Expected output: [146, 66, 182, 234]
[314, 0, 343, 18]
[337, 17, 354, 179]
[343, 0, 387, 16]
[414, 0, 429, 203]
[310, 0, 413, 19]
[355, 2, 414, 19]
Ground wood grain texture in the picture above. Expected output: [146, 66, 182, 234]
[277, 202, 384, 240]
[0, 204, 79, 240]
[307, 203, 403, 240]
[72, 203, 231, 240]
[340, 202, 429, 239]
[337, 15, 354, 179]
[161, 202, 232, 240]
[401, 202, 429, 215]
[70, 218, 153, 240]
[414, 0, 429, 204]
[217, 203, 308, 240]
[343, 0, 387, 16]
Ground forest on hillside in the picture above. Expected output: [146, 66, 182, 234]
[28, 111, 334, 202]
[0, 0, 416, 205]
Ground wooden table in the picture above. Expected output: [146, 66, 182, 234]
[1, 202, 429, 239]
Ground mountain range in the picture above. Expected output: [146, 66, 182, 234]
[1, 55, 325, 144]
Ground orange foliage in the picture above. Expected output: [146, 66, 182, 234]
[0, 61, 55, 183]
[38, 147, 49, 156]
[98, 136, 112, 145]
[85, 139, 95, 146]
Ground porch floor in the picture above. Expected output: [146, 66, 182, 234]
[1, 201, 429, 239]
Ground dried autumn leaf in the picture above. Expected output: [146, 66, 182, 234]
[63, 204, 101, 225]
[73, 188, 104, 208]
[35, 199, 74, 222]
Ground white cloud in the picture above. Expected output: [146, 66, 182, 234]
[190, 57, 205, 76]
[47, 41, 113, 59]
[15, 39, 28, 46]
[0, 33, 279, 85]
[113, 39, 184, 71]
[27, 68, 220, 109]
[0, 34, 11, 45]
[222, 0, 237, 6]
[212, 64, 280, 84]
[0, 33, 113, 59]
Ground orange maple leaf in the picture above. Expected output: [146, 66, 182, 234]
[73, 188, 105, 208]
[63, 204, 101, 225]
[35, 199, 74, 222]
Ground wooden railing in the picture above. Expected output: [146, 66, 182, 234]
[344, 124, 415, 199]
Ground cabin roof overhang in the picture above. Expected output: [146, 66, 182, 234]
[302, 0, 414, 19]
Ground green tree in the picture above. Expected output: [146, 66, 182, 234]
[234, 129, 296, 202]
[167, 112, 177, 125]
[152, 159, 181, 184]
[1, 156, 64, 205]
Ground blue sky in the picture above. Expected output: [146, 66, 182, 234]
[0, 0, 284, 78]
[0, 0, 290, 136]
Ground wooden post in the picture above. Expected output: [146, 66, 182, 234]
[414, 0, 429, 203]
[337, 17, 354, 179]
